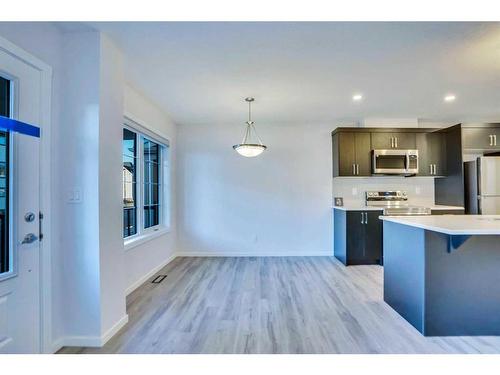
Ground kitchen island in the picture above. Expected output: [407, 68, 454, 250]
[380, 215, 500, 336]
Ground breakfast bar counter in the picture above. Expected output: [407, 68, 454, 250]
[380, 215, 500, 336]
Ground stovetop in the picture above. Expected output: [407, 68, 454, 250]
[365, 191, 432, 216]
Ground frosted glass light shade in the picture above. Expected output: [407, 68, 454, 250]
[232, 143, 267, 157]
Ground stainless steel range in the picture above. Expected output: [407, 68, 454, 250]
[365, 191, 431, 216]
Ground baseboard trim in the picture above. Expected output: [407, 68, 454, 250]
[56, 314, 129, 350]
[51, 337, 64, 353]
[101, 314, 129, 346]
[179, 251, 332, 257]
[125, 252, 179, 295]
[59, 335, 103, 348]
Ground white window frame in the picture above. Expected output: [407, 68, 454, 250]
[123, 116, 170, 250]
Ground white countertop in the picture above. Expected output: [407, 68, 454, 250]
[332, 205, 464, 211]
[333, 205, 384, 211]
[380, 215, 500, 235]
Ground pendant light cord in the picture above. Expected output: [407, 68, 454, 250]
[240, 98, 264, 145]
[248, 99, 252, 123]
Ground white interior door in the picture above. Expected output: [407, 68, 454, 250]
[0, 49, 41, 353]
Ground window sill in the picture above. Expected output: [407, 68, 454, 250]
[124, 227, 171, 251]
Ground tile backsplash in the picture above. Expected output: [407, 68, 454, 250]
[332, 177, 435, 206]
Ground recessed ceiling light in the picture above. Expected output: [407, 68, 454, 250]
[444, 94, 456, 102]
[352, 94, 363, 102]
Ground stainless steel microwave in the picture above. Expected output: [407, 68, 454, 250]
[372, 149, 419, 175]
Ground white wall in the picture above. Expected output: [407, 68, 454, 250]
[59, 31, 104, 342]
[123, 85, 177, 293]
[98, 34, 127, 337]
[177, 122, 333, 256]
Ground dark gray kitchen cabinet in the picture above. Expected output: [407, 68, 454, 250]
[416, 132, 446, 176]
[462, 127, 500, 150]
[332, 131, 371, 176]
[371, 132, 416, 150]
[333, 209, 383, 266]
[392, 132, 417, 149]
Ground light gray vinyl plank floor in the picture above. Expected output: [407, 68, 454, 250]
[58, 257, 500, 354]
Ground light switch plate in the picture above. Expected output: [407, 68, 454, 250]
[68, 188, 83, 204]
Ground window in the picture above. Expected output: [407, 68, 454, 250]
[122, 121, 169, 241]
[123, 128, 137, 238]
[0, 76, 10, 275]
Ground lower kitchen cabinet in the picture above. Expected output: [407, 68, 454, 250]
[333, 209, 383, 266]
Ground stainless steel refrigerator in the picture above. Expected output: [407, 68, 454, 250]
[465, 156, 500, 214]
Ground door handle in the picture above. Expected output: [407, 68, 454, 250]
[21, 233, 38, 244]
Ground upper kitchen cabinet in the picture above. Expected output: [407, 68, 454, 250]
[371, 131, 416, 150]
[462, 125, 500, 151]
[416, 132, 446, 176]
[332, 131, 371, 177]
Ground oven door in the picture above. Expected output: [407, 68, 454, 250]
[372, 150, 409, 174]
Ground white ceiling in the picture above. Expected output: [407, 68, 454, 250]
[85, 22, 500, 126]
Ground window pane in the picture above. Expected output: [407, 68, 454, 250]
[123, 156, 136, 182]
[123, 128, 136, 158]
[123, 208, 136, 237]
[151, 184, 159, 204]
[143, 139, 151, 160]
[144, 183, 150, 206]
[0, 76, 10, 275]
[123, 182, 136, 207]
[143, 138, 161, 229]
[149, 142, 159, 162]
[123, 128, 137, 238]
[151, 162, 159, 184]
[144, 205, 159, 229]
[144, 160, 151, 182]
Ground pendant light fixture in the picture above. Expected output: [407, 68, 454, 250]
[233, 97, 267, 157]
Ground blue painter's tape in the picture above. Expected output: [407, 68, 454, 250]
[0, 115, 40, 138]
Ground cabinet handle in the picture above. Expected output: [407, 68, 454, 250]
[490, 135, 493, 146]
[365, 212, 368, 224]
[429, 164, 433, 175]
[352, 164, 356, 175]
[361, 212, 364, 224]
[395, 137, 398, 148]
[433, 164, 436, 175]
[390, 137, 394, 148]
[495, 134, 497, 146]
[356, 164, 359, 175]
